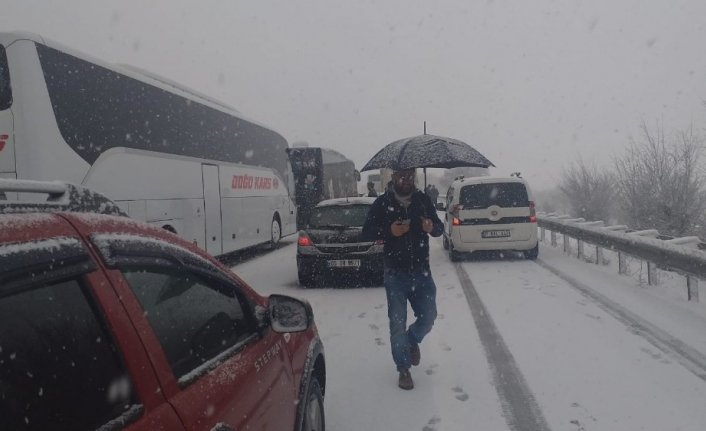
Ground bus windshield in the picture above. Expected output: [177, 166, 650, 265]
[0, 45, 11, 110]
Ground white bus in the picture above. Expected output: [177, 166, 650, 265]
[0, 31, 296, 256]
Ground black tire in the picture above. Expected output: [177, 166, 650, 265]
[268, 216, 281, 250]
[298, 271, 316, 288]
[300, 377, 325, 431]
[370, 271, 385, 287]
[524, 243, 539, 260]
[448, 241, 461, 262]
[442, 234, 449, 250]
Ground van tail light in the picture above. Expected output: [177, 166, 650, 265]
[452, 217, 461, 226]
[298, 233, 314, 246]
[528, 201, 537, 223]
[374, 239, 385, 245]
[451, 204, 461, 217]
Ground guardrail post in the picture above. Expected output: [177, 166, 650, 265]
[551, 231, 557, 247]
[618, 252, 627, 275]
[563, 235, 570, 254]
[647, 262, 657, 285]
[595, 246, 604, 265]
[687, 277, 699, 302]
[577, 239, 584, 260]
[540, 227, 546, 242]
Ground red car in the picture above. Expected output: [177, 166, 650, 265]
[0, 180, 326, 431]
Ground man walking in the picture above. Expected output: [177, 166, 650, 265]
[362, 168, 444, 390]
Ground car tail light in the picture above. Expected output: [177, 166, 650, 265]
[452, 217, 461, 226]
[298, 234, 313, 246]
[0, 134, 7, 152]
[374, 239, 385, 245]
[528, 201, 537, 223]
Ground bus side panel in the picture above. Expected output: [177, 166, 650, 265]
[83, 150, 204, 201]
[180, 198, 206, 250]
[221, 197, 244, 254]
[128, 200, 147, 222]
[202, 164, 223, 256]
[237, 196, 268, 248]
[146, 199, 184, 223]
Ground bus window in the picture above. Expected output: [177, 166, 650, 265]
[0, 45, 11, 110]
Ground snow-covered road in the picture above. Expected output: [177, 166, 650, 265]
[231, 233, 706, 431]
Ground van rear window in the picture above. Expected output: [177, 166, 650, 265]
[0, 45, 12, 110]
[459, 183, 529, 209]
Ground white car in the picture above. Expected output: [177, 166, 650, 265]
[441, 175, 538, 261]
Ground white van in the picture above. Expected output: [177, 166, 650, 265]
[440, 175, 538, 261]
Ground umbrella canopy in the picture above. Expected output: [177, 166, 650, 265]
[361, 134, 494, 172]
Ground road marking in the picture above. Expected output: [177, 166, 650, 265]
[454, 262, 553, 431]
[537, 258, 706, 383]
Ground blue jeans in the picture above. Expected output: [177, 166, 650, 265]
[384, 267, 438, 371]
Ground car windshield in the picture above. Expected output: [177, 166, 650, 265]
[459, 183, 529, 209]
[308, 205, 370, 228]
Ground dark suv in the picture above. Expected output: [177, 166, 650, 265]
[0, 180, 326, 431]
[296, 197, 384, 286]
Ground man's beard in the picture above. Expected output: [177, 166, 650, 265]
[394, 183, 414, 196]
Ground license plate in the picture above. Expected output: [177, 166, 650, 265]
[482, 230, 511, 238]
[327, 259, 361, 268]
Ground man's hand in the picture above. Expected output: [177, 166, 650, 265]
[391, 221, 410, 237]
[420, 217, 433, 233]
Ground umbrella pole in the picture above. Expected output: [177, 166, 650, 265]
[424, 167, 427, 190]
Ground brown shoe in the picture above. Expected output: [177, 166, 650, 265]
[410, 343, 421, 366]
[398, 368, 414, 390]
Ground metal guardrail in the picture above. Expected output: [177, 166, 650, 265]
[538, 213, 704, 302]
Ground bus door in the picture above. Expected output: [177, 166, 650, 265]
[0, 44, 14, 178]
[202, 164, 223, 255]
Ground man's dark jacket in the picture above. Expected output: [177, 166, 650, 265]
[362, 189, 444, 271]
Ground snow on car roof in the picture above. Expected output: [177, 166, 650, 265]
[315, 197, 377, 207]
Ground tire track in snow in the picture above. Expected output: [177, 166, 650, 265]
[454, 262, 553, 431]
[536, 258, 706, 383]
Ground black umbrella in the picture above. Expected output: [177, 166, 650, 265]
[361, 134, 494, 189]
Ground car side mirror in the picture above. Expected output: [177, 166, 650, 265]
[435, 202, 446, 212]
[268, 294, 314, 333]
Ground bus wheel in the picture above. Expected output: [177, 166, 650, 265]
[162, 225, 177, 234]
[269, 216, 281, 249]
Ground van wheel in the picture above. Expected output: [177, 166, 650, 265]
[448, 241, 461, 262]
[268, 216, 281, 249]
[524, 243, 539, 260]
[442, 234, 449, 250]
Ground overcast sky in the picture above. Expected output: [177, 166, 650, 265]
[3, 0, 706, 189]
